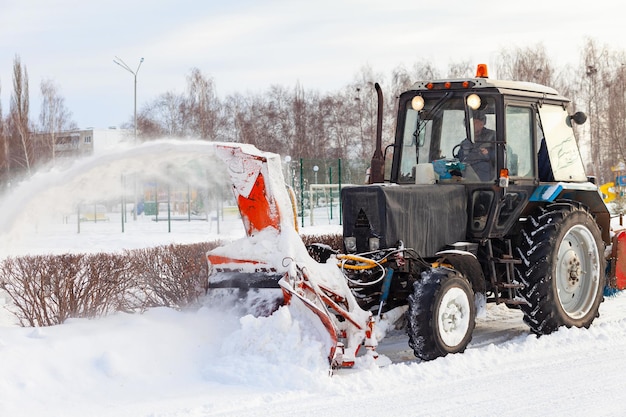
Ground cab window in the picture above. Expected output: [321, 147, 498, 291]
[505, 106, 534, 178]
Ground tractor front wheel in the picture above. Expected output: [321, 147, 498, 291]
[407, 268, 476, 361]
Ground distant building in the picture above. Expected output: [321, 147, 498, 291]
[35, 127, 133, 163]
[58, 127, 133, 157]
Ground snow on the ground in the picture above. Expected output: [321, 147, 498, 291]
[3, 284, 626, 417]
[2, 141, 626, 416]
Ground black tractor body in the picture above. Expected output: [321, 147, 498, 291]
[338, 66, 611, 360]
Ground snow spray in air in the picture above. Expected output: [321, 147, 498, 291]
[0, 139, 235, 252]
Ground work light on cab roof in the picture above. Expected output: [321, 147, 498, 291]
[413, 64, 489, 111]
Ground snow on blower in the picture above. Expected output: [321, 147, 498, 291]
[207, 64, 626, 371]
[206, 143, 379, 368]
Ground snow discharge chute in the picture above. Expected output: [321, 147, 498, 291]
[213, 144, 284, 235]
[207, 143, 379, 369]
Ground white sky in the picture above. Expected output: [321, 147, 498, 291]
[1, 0, 624, 129]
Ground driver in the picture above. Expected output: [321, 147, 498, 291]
[456, 111, 495, 181]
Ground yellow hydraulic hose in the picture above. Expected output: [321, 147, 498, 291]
[287, 185, 299, 233]
[337, 254, 385, 270]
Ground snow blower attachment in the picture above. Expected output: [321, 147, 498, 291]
[206, 143, 379, 368]
[205, 144, 287, 316]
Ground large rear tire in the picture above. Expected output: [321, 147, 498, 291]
[515, 202, 605, 334]
[407, 267, 476, 361]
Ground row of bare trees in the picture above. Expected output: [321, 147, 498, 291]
[133, 39, 626, 185]
[0, 55, 76, 190]
[137, 70, 385, 162]
[2, 38, 626, 190]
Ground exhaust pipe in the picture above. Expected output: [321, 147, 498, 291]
[369, 83, 384, 184]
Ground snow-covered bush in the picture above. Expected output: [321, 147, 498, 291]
[0, 242, 223, 326]
[0, 235, 341, 327]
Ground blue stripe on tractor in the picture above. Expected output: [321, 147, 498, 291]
[529, 184, 563, 202]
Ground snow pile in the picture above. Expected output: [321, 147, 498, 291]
[215, 306, 331, 387]
[6, 295, 626, 416]
[0, 302, 336, 417]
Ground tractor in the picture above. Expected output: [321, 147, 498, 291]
[338, 63, 612, 361]
[207, 64, 624, 368]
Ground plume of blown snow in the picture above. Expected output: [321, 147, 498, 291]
[0, 139, 237, 254]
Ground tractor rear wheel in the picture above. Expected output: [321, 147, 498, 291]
[515, 202, 604, 334]
[407, 267, 476, 361]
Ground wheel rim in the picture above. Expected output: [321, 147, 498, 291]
[437, 286, 471, 347]
[556, 224, 600, 319]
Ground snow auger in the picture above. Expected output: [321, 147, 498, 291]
[207, 143, 380, 368]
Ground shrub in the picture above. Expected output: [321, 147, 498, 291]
[129, 243, 213, 310]
[0, 253, 132, 326]
[0, 234, 342, 327]
[0, 241, 224, 326]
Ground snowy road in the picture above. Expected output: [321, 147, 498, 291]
[3, 291, 626, 417]
[218, 296, 626, 417]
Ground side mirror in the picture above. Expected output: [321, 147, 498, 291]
[568, 111, 587, 125]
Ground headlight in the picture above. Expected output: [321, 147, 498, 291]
[466, 93, 481, 110]
[411, 95, 424, 111]
[344, 237, 357, 253]
[369, 237, 380, 251]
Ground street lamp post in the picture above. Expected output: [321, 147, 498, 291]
[114, 56, 144, 222]
[313, 165, 319, 207]
[113, 56, 144, 143]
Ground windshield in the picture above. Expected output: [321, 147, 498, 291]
[398, 94, 497, 184]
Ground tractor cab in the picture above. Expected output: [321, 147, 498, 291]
[394, 88, 500, 185]
[386, 64, 606, 241]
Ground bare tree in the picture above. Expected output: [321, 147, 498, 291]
[136, 109, 166, 139]
[39, 79, 75, 165]
[577, 38, 613, 183]
[0, 81, 8, 190]
[587, 47, 626, 184]
[390, 64, 413, 97]
[10, 55, 32, 176]
[496, 44, 555, 85]
[138, 91, 186, 139]
[349, 65, 386, 161]
[607, 62, 626, 166]
[159, 91, 186, 137]
[291, 82, 307, 157]
[185, 68, 221, 139]
[447, 61, 474, 78]
[222, 92, 253, 144]
[222, 88, 286, 154]
[303, 90, 333, 159]
[322, 87, 362, 160]
[390, 61, 444, 95]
